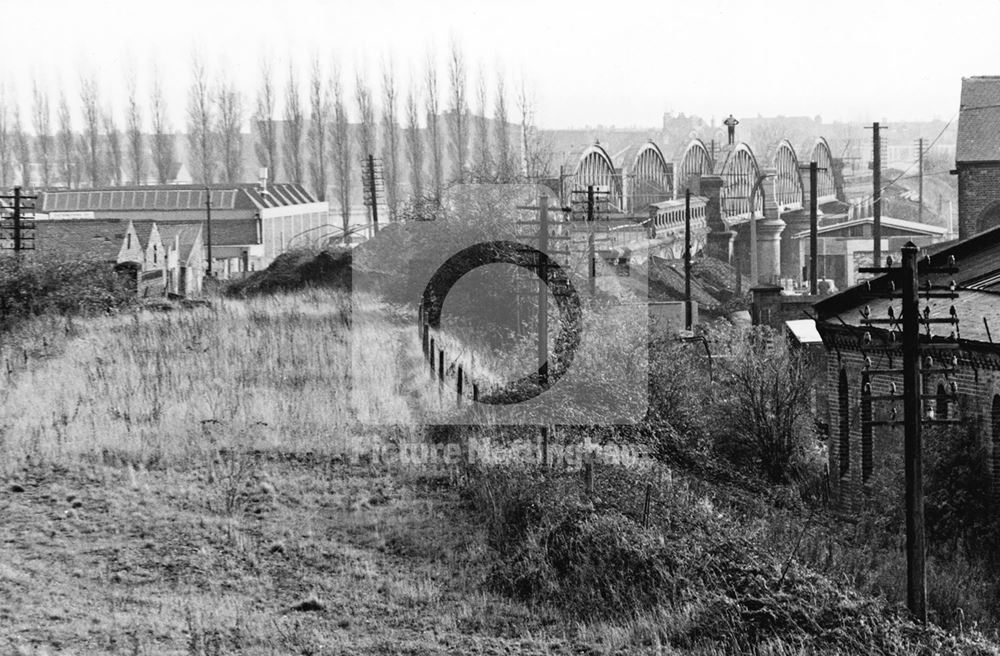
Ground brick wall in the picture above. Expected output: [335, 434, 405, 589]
[958, 163, 1000, 239]
[822, 333, 1000, 510]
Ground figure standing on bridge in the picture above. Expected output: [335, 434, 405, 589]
[724, 114, 739, 145]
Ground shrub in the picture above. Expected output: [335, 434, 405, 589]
[709, 323, 822, 485]
[0, 252, 136, 327]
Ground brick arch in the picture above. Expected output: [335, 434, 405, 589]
[977, 200, 1000, 234]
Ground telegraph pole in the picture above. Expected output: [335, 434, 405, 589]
[866, 122, 887, 266]
[367, 154, 379, 234]
[684, 188, 692, 330]
[0, 186, 37, 254]
[538, 194, 549, 470]
[860, 243, 962, 624]
[587, 185, 596, 297]
[916, 138, 924, 224]
[204, 187, 213, 276]
[899, 243, 926, 622]
[12, 186, 21, 253]
[809, 162, 818, 295]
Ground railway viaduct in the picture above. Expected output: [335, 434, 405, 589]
[564, 136, 848, 285]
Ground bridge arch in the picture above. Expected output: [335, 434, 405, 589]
[630, 141, 672, 211]
[574, 142, 622, 209]
[675, 139, 713, 195]
[811, 138, 837, 200]
[720, 142, 763, 221]
[772, 139, 804, 208]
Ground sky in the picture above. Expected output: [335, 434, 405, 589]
[5, 0, 1000, 129]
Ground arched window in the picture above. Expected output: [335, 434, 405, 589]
[839, 369, 850, 478]
[936, 382, 949, 420]
[992, 395, 1000, 492]
[861, 372, 872, 483]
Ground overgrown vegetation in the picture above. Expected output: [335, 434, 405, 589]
[462, 465, 1000, 654]
[0, 252, 136, 329]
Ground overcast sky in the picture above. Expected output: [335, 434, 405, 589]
[7, 0, 1000, 129]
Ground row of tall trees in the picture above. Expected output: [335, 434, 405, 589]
[0, 43, 549, 234]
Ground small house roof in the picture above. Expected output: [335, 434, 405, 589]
[34, 219, 130, 261]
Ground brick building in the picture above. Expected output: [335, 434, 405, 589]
[34, 218, 204, 297]
[956, 76, 1000, 239]
[813, 228, 1000, 509]
[37, 183, 329, 275]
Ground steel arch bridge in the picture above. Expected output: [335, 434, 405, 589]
[675, 139, 713, 196]
[573, 143, 623, 210]
[629, 141, 673, 211]
[811, 137, 837, 202]
[720, 143, 764, 223]
[772, 139, 804, 209]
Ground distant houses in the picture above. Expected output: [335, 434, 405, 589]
[35, 218, 206, 297]
[22, 181, 332, 298]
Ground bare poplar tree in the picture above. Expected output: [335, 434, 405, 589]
[380, 60, 399, 220]
[125, 72, 144, 185]
[308, 57, 329, 200]
[517, 80, 551, 180]
[187, 55, 215, 184]
[330, 61, 353, 242]
[31, 81, 52, 187]
[355, 69, 376, 160]
[404, 85, 423, 202]
[0, 86, 11, 187]
[446, 41, 469, 183]
[283, 64, 305, 185]
[253, 58, 279, 180]
[12, 104, 30, 187]
[57, 93, 74, 187]
[216, 77, 244, 184]
[79, 75, 102, 187]
[494, 72, 514, 182]
[425, 56, 443, 202]
[102, 108, 123, 186]
[472, 68, 491, 182]
[150, 68, 175, 184]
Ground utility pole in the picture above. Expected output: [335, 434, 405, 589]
[684, 188, 692, 330]
[810, 162, 818, 295]
[859, 243, 962, 624]
[899, 243, 925, 623]
[916, 138, 924, 224]
[367, 154, 379, 234]
[12, 186, 21, 253]
[866, 122, 888, 266]
[538, 194, 549, 470]
[587, 185, 596, 297]
[0, 186, 38, 254]
[204, 187, 213, 276]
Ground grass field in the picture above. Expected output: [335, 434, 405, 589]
[3, 289, 1000, 655]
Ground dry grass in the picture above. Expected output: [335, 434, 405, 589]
[0, 289, 429, 473]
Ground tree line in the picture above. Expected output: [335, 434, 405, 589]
[1, 43, 552, 236]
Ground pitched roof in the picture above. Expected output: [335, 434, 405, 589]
[814, 224, 1000, 344]
[131, 218, 257, 247]
[39, 183, 318, 213]
[35, 219, 128, 261]
[791, 216, 947, 240]
[157, 223, 202, 261]
[956, 76, 1000, 163]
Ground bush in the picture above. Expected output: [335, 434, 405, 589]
[708, 323, 823, 485]
[225, 247, 352, 297]
[466, 468, 681, 619]
[0, 253, 136, 327]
